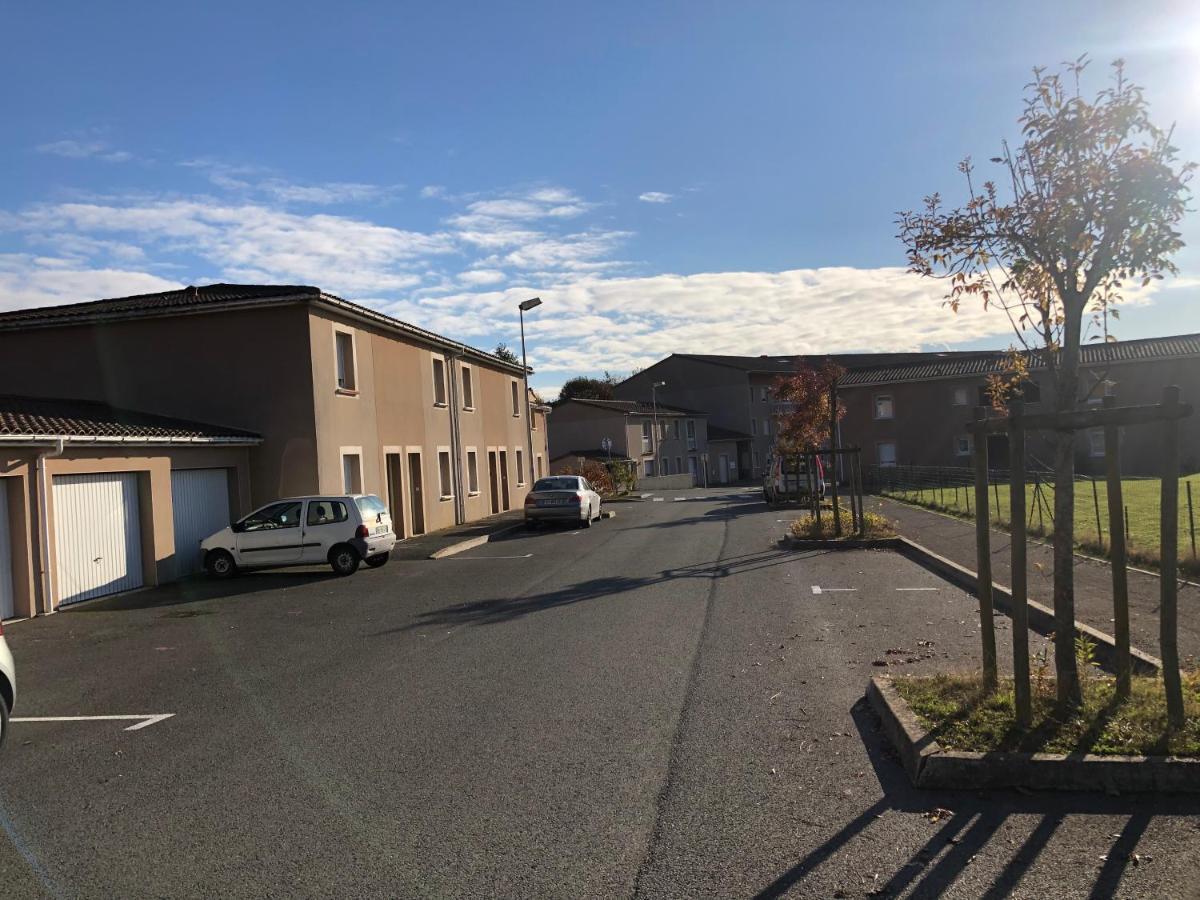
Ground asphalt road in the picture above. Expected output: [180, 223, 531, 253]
[0, 488, 1196, 899]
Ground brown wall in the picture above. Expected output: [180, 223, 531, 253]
[0, 305, 319, 505]
[841, 356, 1200, 476]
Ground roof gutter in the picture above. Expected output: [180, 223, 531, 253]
[0, 435, 262, 447]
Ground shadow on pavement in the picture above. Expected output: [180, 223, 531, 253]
[751, 697, 1195, 899]
[65, 569, 343, 612]
[374, 547, 823, 633]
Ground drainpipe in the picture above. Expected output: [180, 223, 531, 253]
[445, 352, 466, 525]
[35, 437, 64, 615]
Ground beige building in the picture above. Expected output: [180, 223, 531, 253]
[0, 284, 549, 617]
[547, 398, 709, 483]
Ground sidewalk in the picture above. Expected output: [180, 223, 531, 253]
[388, 510, 525, 561]
[870, 495, 1200, 664]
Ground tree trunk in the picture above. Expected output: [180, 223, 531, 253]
[1052, 313, 1083, 707]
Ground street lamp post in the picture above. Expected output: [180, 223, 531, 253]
[518, 297, 542, 485]
[651, 380, 666, 475]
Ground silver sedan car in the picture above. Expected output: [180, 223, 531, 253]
[523, 476, 603, 528]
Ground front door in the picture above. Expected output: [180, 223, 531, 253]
[385, 453, 406, 539]
[234, 500, 304, 566]
[407, 453, 426, 536]
[488, 452, 500, 514]
[499, 451, 511, 510]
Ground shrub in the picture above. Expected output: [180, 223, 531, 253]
[789, 508, 896, 540]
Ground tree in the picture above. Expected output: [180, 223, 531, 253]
[899, 57, 1193, 706]
[494, 343, 520, 364]
[772, 360, 845, 453]
[559, 372, 619, 402]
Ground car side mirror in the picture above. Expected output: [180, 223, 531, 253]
[231, 521, 245, 534]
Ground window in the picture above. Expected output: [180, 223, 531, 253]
[659, 420, 668, 439]
[675, 456, 682, 475]
[342, 454, 362, 493]
[240, 501, 303, 531]
[645, 459, 656, 477]
[686, 419, 696, 449]
[536, 455, 543, 478]
[334, 330, 356, 392]
[466, 450, 480, 494]
[511, 381, 520, 417]
[307, 500, 349, 526]
[953, 386, 969, 406]
[761, 387, 768, 402]
[534, 476, 581, 491]
[432, 358, 447, 406]
[516, 449, 525, 486]
[673, 420, 680, 439]
[1088, 429, 1106, 458]
[355, 495, 387, 518]
[763, 417, 770, 436]
[641, 421, 653, 453]
[752, 448, 760, 470]
[663, 458, 671, 475]
[877, 441, 897, 467]
[955, 435, 973, 457]
[874, 394, 894, 420]
[461, 365, 474, 410]
[438, 450, 453, 499]
[751, 418, 758, 436]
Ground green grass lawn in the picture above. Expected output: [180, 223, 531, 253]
[895, 670, 1200, 757]
[883, 476, 1200, 572]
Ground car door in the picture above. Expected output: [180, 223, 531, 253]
[301, 498, 352, 563]
[233, 501, 305, 566]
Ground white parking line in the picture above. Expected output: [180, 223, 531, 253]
[810, 586, 857, 595]
[673, 497, 686, 501]
[652, 498, 665, 502]
[446, 554, 533, 560]
[11, 713, 175, 732]
[896, 587, 939, 592]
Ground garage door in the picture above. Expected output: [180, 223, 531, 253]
[53, 473, 143, 605]
[0, 484, 13, 619]
[171, 469, 230, 575]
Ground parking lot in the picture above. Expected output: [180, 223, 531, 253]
[1, 488, 1196, 899]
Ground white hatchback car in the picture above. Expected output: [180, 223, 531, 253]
[0, 627, 14, 749]
[202, 494, 396, 578]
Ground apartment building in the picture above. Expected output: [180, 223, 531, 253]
[0, 283, 548, 616]
[547, 398, 709, 482]
[618, 335, 1200, 479]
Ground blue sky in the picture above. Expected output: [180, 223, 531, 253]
[3, 0, 1199, 396]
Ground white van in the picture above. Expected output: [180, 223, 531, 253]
[763, 452, 826, 504]
[201, 494, 396, 578]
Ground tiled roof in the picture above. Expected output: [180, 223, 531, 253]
[0, 395, 261, 443]
[0, 283, 527, 374]
[839, 334, 1200, 387]
[558, 397, 707, 417]
[0, 284, 320, 329]
[678, 351, 949, 374]
[707, 424, 752, 442]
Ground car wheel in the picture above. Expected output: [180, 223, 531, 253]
[364, 552, 390, 568]
[205, 549, 237, 579]
[329, 544, 361, 576]
[581, 507, 592, 528]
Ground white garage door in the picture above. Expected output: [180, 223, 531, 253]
[171, 469, 230, 575]
[0, 484, 14, 619]
[53, 473, 143, 606]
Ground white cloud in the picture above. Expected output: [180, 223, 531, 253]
[0, 254, 182, 311]
[638, 191, 673, 204]
[36, 140, 133, 163]
[259, 180, 398, 205]
[458, 269, 506, 285]
[420, 184, 446, 199]
[8, 200, 455, 295]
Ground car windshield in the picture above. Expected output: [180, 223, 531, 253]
[355, 494, 388, 516]
[533, 477, 579, 492]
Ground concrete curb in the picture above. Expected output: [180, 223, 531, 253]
[429, 524, 523, 559]
[867, 675, 1200, 793]
[780, 536, 901, 551]
[601, 510, 617, 519]
[894, 537, 1162, 676]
